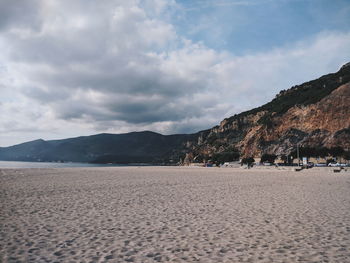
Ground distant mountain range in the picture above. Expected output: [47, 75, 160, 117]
[1, 63, 349, 164]
[0, 132, 197, 164]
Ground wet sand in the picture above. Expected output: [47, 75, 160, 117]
[1, 167, 350, 262]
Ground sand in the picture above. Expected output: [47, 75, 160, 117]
[1, 166, 350, 262]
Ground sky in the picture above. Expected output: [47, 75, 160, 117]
[0, 0, 350, 147]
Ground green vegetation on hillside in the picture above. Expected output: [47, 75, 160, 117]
[290, 146, 350, 161]
[211, 151, 240, 165]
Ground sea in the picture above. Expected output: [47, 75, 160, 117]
[0, 161, 127, 169]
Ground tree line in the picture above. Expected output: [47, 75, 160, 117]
[192, 146, 350, 166]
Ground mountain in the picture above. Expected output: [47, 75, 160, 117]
[1, 63, 349, 164]
[0, 131, 196, 164]
[185, 62, 350, 161]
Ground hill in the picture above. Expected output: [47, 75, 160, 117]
[0, 132, 196, 164]
[185, 62, 350, 161]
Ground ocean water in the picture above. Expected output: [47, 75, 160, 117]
[0, 161, 126, 169]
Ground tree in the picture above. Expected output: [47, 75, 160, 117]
[299, 147, 316, 158]
[280, 154, 292, 165]
[315, 147, 329, 158]
[329, 147, 344, 159]
[291, 146, 330, 160]
[342, 151, 350, 163]
[260, 154, 277, 163]
[212, 151, 240, 166]
[241, 157, 255, 167]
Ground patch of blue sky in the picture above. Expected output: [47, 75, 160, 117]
[174, 0, 350, 55]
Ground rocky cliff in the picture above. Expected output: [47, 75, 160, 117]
[186, 63, 350, 159]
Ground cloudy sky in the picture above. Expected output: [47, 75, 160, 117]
[1, 0, 350, 146]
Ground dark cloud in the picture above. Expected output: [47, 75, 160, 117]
[0, 0, 42, 32]
[0, 0, 213, 127]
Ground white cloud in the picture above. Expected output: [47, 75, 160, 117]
[0, 0, 349, 146]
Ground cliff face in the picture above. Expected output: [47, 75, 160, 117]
[187, 63, 350, 159]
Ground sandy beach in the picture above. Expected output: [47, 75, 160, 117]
[1, 167, 350, 262]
